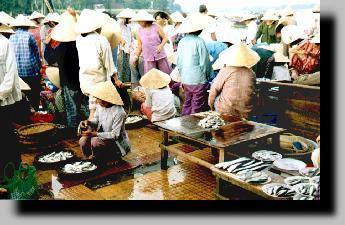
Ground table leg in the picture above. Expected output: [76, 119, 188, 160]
[218, 149, 225, 163]
[161, 131, 169, 170]
[271, 134, 280, 149]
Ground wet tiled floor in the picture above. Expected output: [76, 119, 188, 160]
[22, 126, 217, 200]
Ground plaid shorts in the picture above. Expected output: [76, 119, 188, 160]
[89, 95, 97, 110]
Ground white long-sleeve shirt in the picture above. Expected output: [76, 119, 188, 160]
[246, 21, 258, 44]
[89, 104, 131, 156]
[0, 34, 22, 106]
[76, 32, 117, 95]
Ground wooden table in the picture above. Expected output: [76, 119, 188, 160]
[211, 166, 293, 200]
[155, 114, 286, 170]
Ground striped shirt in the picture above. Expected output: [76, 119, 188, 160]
[9, 29, 41, 77]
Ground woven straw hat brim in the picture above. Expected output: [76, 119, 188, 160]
[42, 13, 60, 24]
[117, 8, 135, 18]
[0, 24, 14, 33]
[88, 81, 124, 106]
[261, 14, 279, 21]
[170, 68, 181, 83]
[140, 68, 171, 89]
[29, 11, 45, 20]
[312, 4, 320, 13]
[240, 14, 256, 22]
[101, 18, 122, 49]
[274, 52, 290, 63]
[176, 13, 209, 34]
[19, 77, 31, 91]
[281, 25, 306, 44]
[45, 67, 61, 89]
[213, 44, 260, 69]
[51, 12, 78, 42]
[131, 10, 155, 22]
[75, 9, 105, 34]
[170, 12, 185, 23]
[10, 15, 38, 28]
[0, 12, 14, 25]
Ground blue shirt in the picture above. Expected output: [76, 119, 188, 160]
[9, 29, 41, 77]
[206, 41, 227, 64]
[176, 34, 213, 85]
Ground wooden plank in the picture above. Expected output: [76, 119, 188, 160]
[211, 167, 286, 200]
[161, 131, 169, 170]
[258, 80, 320, 90]
[160, 143, 213, 169]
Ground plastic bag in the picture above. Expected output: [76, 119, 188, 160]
[0, 162, 39, 200]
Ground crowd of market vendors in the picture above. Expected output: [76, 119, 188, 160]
[0, 4, 320, 173]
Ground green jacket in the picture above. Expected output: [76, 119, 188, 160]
[255, 22, 279, 44]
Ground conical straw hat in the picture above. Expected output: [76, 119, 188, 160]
[140, 68, 171, 89]
[42, 13, 60, 24]
[117, 8, 135, 19]
[51, 11, 78, 42]
[176, 13, 209, 33]
[19, 77, 31, 91]
[10, 14, 37, 28]
[45, 66, 61, 89]
[310, 34, 320, 44]
[170, 68, 181, 83]
[101, 16, 122, 49]
[131, 10, 155, 22]
[170, 12, 185, 23]
[0, 24, 14, 34]
[29, 11, 45, 20]
[240, 14, 256, 22]
[312, 4, 320, 13]
[281, 25, 306, 44]
[261, 12, 279, 21]
[213, 44, 260, 69]
[0, 11, 14, 25]
[274, 52, 290, 63]
[282, 7, 295, 17]
[75, 9, 106, 34]
[88, 81, 124, 106]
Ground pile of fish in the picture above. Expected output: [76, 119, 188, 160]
[215, 157, 272, 174]
[252, 150, 282, 162]
[263, 184, 296, 198]
[299, 167, 320, 177]
[198, 115, 225, 129]
[293, 194, 315, 200]
[294, 183, 318, 196]
[237, 170, 271, 184]
[62, 161, 97, 174]
[38, 151, 73, 163]
[284, 176, 311, 186]
[125, 116, 143, 124]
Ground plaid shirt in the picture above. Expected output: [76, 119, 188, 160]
[9, 29, 41, 77]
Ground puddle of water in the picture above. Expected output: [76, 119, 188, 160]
[84, 157, 180, 190]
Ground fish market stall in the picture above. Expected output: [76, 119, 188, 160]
[154, 112, 286, 170]
[212, 156, 319, 200]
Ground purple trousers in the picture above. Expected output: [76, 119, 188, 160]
[79, 136, 120, 161]
[182, 83, 210, 116]
[144, 57, 172, 74]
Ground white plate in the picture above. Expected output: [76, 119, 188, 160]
[262, 183, 296, 198]
[273, 158, 306, 171]
[252, 150, 282, 162]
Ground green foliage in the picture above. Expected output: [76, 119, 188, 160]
[0, 0, 182, 16]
